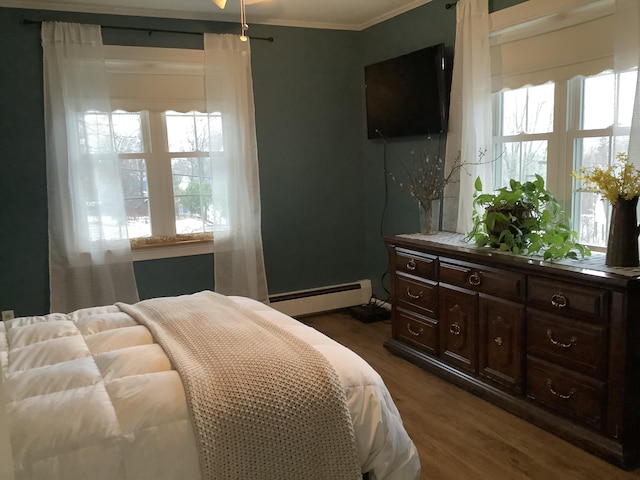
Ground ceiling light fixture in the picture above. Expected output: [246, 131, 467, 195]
[240, 0, 249, 42]
[212, 0, 249, 41]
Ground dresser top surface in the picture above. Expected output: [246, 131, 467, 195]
[388, 232, 640, 283]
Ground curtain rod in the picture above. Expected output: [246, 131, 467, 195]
[22, 19, 274, 42]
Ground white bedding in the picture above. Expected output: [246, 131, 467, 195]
[0, 294, 420, 480]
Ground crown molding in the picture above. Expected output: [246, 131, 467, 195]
[0, 0, 431, 31]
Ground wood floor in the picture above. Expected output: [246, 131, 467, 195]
[302, 310, 640, 480]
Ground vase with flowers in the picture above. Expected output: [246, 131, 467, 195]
[394, 146, 482, 235]
[573, 152, 640, 267]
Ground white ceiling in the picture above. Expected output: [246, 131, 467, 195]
[1, 0, 433, 31]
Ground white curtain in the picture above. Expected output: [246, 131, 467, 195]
[204, 34, 269, 302]
[616, 0, 640, 166]
[443, 0, 493, 233]
[42, 22, 139, 313]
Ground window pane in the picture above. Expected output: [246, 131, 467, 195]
[120, 158, 151, 238]
[166, 111, 224, 153]
[495, 141, 548, 186]
[574, 68, 637, 246]
[501, 83, 554, 135]
[78, 111, 114, 154]
[576, 191, 609, 247]
[166, 112, 197, 152]
[583, 70, 637, 130]
[112, 111, 144, 153]
[526, 84, 554, 134]
[165, 112, 206, 152]
[573, 135, 633, 247]
[573, 137, 611, 247]
[501, 89, 525, 136]
[583, 73, 614, 130]
[172, 157, 215, 233]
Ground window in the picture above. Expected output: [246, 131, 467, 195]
[110, 110, 225, 242]
[493, 83, 554, 186]
[101, 45, 217, 259]
[570, 70, 636, 247]
[492, 69, 637, 249]
[487, 0, 640, 251]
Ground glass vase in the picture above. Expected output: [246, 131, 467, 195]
[605, 196, 640, 267]
[419, 200, 439, 235]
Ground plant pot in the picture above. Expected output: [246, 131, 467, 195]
[486, 204, 533, 239]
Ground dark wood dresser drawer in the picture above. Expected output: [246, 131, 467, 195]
[395, 248, 436, 279]
[396, 276, 438, 318]
[394, 308, 438, 355]
[439, 259, 525, 302]
[439, 284, 477, 373]
[527, 357, 606, 430]
[384, 234, 640, 468]
[527, 310, 608, 379]
[527, 276, 608, 322]
[479, 296, 525, 393]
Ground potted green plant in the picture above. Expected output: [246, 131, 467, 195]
[466, 174, 590, 260]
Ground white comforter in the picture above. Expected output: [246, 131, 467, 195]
[0, 295, 420, 480]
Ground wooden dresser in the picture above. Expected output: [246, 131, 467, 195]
[384, 233, 640, 469]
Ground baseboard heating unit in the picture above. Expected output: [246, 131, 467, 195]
[268, 279, 372, 317]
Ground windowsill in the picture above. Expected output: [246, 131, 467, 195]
[131, 235, 214, 261]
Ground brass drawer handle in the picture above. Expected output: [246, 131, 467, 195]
[406, 287, 423, 299]
[494, 336, 503, 346]
[546, 378, 576, 400]
[449, 322, 461, 336]
[546, 329, 577, 349]
[406, 322, 424, 337]
[468, 272, 481, 286]
[551, 292, 567, 309]
[406, 259, 417, 271]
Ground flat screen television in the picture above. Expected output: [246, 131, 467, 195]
[365, 43, 449, 139]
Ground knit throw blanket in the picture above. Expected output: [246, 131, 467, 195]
[118, 291, 360, 480]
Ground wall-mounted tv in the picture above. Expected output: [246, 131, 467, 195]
[365, 43, 449, 139]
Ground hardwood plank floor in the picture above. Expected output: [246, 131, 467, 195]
[302, 310, 640, 480]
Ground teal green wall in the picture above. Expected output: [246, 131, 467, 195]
[357, 1, 457, 301]
[0, 8, 363, 315]
[0, 0, 526, 316]
[357, 0, 527, 300]
[250, 25, 364, 295]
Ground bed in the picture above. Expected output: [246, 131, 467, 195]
[0, 291, 420, 480]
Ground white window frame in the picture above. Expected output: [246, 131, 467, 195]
[104, 46, 215, 261]
[492, 83, 560, 190]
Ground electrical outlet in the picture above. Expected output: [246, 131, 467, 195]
[1, 310, 14, 321]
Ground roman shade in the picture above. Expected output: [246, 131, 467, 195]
[490, 0, 615, 92]
[104, 46, 206, 112]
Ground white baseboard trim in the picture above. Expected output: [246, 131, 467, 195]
[268, 279, 372, 317]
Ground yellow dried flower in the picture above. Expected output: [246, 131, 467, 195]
[572, 152, 640, 204]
